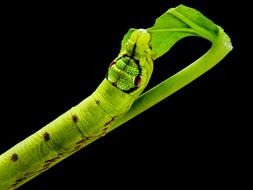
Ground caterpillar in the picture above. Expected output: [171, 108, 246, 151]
[0, 29, 153, 190]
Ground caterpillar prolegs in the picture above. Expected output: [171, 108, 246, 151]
[0, 29, 153, 190]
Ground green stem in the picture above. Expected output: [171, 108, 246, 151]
[111, 27, 232, 130]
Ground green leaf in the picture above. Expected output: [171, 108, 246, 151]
[174, 5, 219, 35]
[148, 4, 221, 59]
[121, 4, 225, 60]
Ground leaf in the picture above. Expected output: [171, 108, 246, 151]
[121, 4, 221, 60]
[174, 5, 219, 35]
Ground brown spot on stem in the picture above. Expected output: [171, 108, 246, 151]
[72, 114, 78, 123]
[11, 153, 18, 162]
[43, 132, 50, 141]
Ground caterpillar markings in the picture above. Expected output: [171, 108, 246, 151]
[0, 29, 153, 190]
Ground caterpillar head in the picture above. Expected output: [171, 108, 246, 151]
[107, 29, 153, 97]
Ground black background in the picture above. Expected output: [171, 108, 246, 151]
[0, 0, 249, 189]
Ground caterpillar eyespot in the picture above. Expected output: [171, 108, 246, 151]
[134, 75, 142, 87]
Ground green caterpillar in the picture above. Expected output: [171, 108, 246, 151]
[0, 29, 153, 190]
[0, 4, 233, 189]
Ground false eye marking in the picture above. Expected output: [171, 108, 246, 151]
[134, 75, 142, 87]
